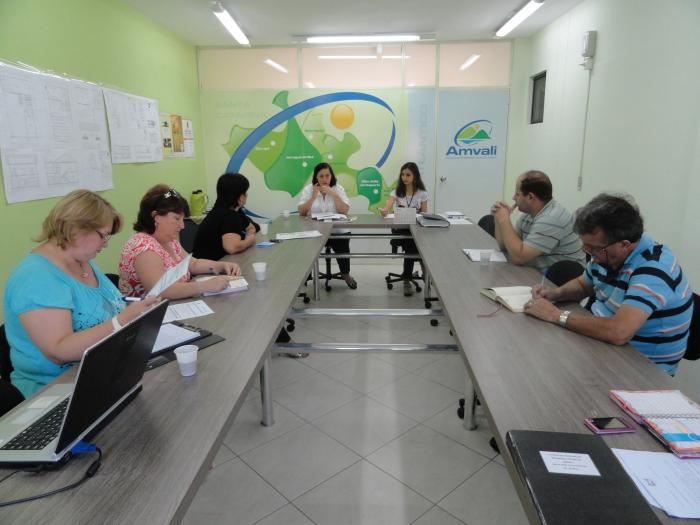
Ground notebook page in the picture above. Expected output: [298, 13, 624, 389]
[613, 390, 700, 418]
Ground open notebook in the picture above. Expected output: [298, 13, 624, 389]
[610, 389, 700, 458]
[480, 286, 532, 313]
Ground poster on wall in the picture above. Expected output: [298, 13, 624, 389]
[160, 113, 173, 157]
[103, 88, 162, 164]
[0, 61, 113, 204]
[199, 89, 410, 219]
[434, 89, 509, 219]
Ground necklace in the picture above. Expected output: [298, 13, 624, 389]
[78, 261, 89, 278]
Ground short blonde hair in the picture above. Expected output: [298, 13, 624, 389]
[36, 190, 123, 248]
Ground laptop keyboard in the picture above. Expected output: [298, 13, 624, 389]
[1, 397, 70, 451]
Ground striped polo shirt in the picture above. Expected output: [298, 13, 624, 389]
[515, 199, 586, 271]
[583, 234, 693, 375]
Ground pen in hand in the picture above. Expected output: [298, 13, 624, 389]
[122, 296, 142, 302]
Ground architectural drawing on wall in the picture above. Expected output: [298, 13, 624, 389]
[103, 88, 162, 164]
[0, 61, 113, 203]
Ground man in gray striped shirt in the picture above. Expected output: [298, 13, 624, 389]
[491, 170, 585, 272]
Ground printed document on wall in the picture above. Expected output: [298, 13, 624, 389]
[103, 88, 162, 164]
[0, 62, 113, 203]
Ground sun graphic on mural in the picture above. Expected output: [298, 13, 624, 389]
[330, 103, 355, 129]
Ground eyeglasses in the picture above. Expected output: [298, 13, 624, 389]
[162, 189, 180, 199]
[96, 230, 112, 242]
[581, 241, 615, 257]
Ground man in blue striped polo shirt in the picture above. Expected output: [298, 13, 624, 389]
[524, 194, 693, 375]
[491, 170, 585, 272]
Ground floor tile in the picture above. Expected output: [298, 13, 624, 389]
[412, 506, 466, 525]
[422, 406, 497, 460]
[223, 398, 306, 455]
[414, 355, 467, 393]
[299, 351, 360, 371]
[322, 354, 409, 393]
[295, 460, 432, 525]
[264, 353, 319, 390]
[373, 352, 444, 372]
[438, 462, 529, 525]
[212, 442, 236, 467]
[254, 504, 315, 525]
[241, 424, 360, 500]
[367, 425, 489, 503]
[182, 457, 286, 525]
[313, 396, 418, 456]
[273, 371, 362, 420]
[368, 373, 458, 421]
[408, 324, 458, 346]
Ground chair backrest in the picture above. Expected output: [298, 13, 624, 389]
[179, 218, 199, 253]
[105, 273, 120, 288]
[546, 260, 585, 287]
[683, 293, 700, 360]
[0, 324, 13, 380]
[477, 215, 496, 238]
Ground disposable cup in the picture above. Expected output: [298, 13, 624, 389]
[259, 223, 269, 235]
[282, 210, 290, 219]
[174, 344, 198, 377]
[480, 250, 492, 266]
[253, 262, 267, 281]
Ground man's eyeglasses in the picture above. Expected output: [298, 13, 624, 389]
[96, 230, 112, 242]
[581, 241, 615, 257]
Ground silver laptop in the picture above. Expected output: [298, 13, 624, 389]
[0, 300, 168, 466]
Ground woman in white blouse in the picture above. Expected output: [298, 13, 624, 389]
[379, 162, 429, 296]
[298, 162, 357, 289]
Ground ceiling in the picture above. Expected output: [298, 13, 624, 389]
[122, 0, 585, 47]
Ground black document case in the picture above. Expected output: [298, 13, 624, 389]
[506, 430, 661, 525]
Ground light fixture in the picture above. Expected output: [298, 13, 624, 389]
[459, 54, 481, 71]
[318, 55, 378, 60]
[212, 1, 249, 45]
[263, 59, 288, 74]
[305, 81, 315, 88]
[307, 34, 420, 44]
[382, 55, 410, 60]
[495, 0, 544, 38]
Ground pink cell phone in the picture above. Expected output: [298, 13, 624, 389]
[584, 417, 635, 434]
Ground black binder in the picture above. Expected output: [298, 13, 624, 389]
[506, 430, 661, 525]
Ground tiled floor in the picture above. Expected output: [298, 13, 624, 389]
[182, 265, 529, 525]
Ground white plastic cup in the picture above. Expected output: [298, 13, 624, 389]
[174, 344, 198, 377]
[253, 262, 267, 281]
[259, 223, 269, 235]
[282, 210, 290, 219]
[480, 250, 492, 266]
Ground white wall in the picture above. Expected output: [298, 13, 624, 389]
[505, 0, 700, 395]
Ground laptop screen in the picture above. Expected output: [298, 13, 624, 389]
[55, 301, 168, 452]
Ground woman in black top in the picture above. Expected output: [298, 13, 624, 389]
[192, 173, 260, 260]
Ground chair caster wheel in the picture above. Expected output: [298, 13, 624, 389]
[385, 276, 391, 283]
[387, 283, 393, 290]
[457, 406, 465, 419]
[303, 296, 311, 304]
[325, 285, 332, 291]
[287, 324, 295, 333]
[415, 286, 422, 293]
[449, 329, 453, 336]
[425, 301, 431, 309]
[458, 398, 465, 407]
[430, 319, 439, 327]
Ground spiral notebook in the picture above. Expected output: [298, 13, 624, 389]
[610, 389, 700, 458]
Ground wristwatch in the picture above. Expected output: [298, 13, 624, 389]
[558, 310, 571, 327]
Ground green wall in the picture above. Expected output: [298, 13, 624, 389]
[0, 0, 206, 318]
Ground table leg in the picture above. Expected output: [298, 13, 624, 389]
[260, 356, 275, 427]
[466, 385, 479, 431]
[312, 258, 320, 301]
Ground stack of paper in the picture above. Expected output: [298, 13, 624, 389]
[151, 323, 200, 354]
[439, 212, 473, 225]
[198, 276, 249, 296]
[311, 212, 347, 220]
[276, 230, 323, 240]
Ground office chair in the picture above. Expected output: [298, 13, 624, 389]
[546, 260, 584, 287]
[179, 217, 199, 253]
[683, 293, 700, 361]
[318, 244, 348, 292]
[105, 272, 120, 288]
[477, 214, 496, 238]
[0, 325, 25, 417]
[385, 237, 423, 295]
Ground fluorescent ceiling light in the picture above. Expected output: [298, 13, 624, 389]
[212, 1, 249, 45]
[305, 82, 315, 88]
[459, 54, 481, 70]
[263, 59, 288, 74]
[382, 55, 410, 59]
[307, 34, 420, 44]
[318, 55, 378, 60]
[495, 0, 544, 38]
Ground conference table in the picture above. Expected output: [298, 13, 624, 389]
[1, 214, 694, 524]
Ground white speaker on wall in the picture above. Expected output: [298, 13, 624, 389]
[582, 31, 597, 58]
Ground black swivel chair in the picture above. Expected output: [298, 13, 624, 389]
[546, 260, 585, 287]
[477, 214, 496, 238]
[682, 293, 700, 361]
[0, 325, 25, 417]
[179, 217, 199, 253]
[105, 272, 120, 288]
[318, 244, 347, 291]
[385, 238, 423, 294]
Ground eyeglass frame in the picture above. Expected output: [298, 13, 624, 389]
[581, 240, 617, 258]
[95, 230, 112, 242]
